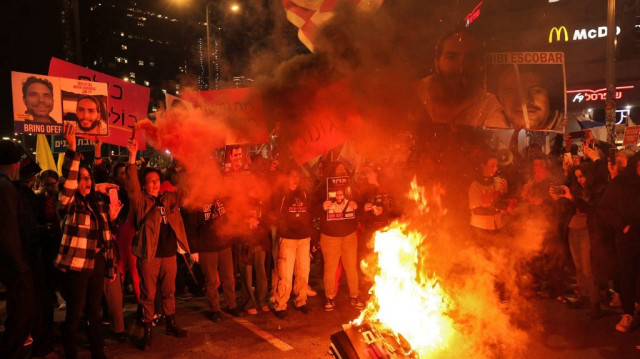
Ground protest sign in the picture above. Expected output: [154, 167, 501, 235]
[622, 125, 640, 146]
[485, 52, 567, 133]
[11, 71, 63, 135]
[51, 136, 95, 153]
[48, 57, 149, 149]
[223, 143, 251, 175]
[60, 78, 109, 136]
[165, 93, 194, 111]
[326, 176, 355, 221]
[180, 87, 269, 147]
[290, 81, 364, 165]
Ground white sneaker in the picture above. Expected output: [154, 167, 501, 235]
[609, 292, 621, 307]
[307, 285, 317, 297]
[615, 314, 637, 333]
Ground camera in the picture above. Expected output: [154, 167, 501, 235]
[550, 185, 564, 196]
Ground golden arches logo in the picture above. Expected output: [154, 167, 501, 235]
[549, 26, 569, 43]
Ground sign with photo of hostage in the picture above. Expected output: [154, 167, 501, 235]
[11, 71, 63, 135]
[485, 52, 566, 133]
[223, 143, 251, 175]
[326, 176, 355, 221]
[60, 78, 109, 136]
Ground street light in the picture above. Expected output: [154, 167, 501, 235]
[205, 2, 241, 90]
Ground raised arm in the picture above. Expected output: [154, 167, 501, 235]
[125, 138, 143, 206]
[59, 122, 81, 210]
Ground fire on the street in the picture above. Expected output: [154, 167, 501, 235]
[353, 223, 455, 358]
[351, 178, 455, 358]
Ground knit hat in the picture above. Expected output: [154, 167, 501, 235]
[0, 140, 22, 165]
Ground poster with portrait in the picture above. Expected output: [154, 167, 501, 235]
[326, 176, 355, 221]
[60, 78, 109, 136]
[223, 143, 251, 175]
[11, 71, 63, 135]
[485, 52, 566, 133]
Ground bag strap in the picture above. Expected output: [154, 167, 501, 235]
[137, 200, 159, 230]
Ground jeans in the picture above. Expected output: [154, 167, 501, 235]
[242, 247, 268, 311]
[200, 248, 236, 312]
[60, 255, 106, 359]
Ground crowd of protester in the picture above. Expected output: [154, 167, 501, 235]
[1, 120, 640, 359]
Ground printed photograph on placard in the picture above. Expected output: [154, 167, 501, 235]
[11, 71, 63, 135]
[223, 143, 251, 175]
[59, 78, 109, 136]
[485, 52, 566, 133]
[326, 176, 355, 221]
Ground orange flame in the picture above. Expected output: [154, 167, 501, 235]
[354, 178, 455, 357]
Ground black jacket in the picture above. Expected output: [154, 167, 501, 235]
[598, 152, 640, 243]
[0, 173, 30, 283]
[182, 200, 232, 253]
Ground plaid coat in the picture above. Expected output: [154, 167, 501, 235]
[54, 149, 116, 278]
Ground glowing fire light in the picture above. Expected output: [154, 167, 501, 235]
[353, 180, 454, 357]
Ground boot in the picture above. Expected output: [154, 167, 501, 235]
[142, 322, 152, 350]
[165, 315, 187, 338]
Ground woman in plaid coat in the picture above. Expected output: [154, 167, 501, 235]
[55, 123, 122, 359]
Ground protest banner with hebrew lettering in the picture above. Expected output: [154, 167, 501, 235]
[290, 81, 364, 165]
[180, 87, 269, 147]
[48, 57, 148, 149]
[623, 125, 640, 146]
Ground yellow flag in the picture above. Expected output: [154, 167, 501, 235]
[36, 134, 58, 174]
[57, 153, 64, 175]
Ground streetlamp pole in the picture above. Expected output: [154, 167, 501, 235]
[605, 0, 616, 145]
[205, 2, 214, 90]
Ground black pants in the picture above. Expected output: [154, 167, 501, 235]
[59, 255, 106, 359]
[0, 270, 34, 359]
[616, 239, 640, 315]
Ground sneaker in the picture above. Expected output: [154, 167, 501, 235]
[225, 306, 244, 317]
[176, 291, 193, 301]
[274, 310, 288, 319]
[295, 304, 310, 314]
[307, 286, 317, 297]
[609, 292, 621, 307]
[324, 298, 335, 312]
[615, 314, 637, 333]
[209, 311, 221, 322]
[350, 296, 365, 310]
[260, 305, 270, 312]
[246, 308, 258, 315]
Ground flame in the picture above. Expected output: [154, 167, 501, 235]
[354, 179, 455, 357]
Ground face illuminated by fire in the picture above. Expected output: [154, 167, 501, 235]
[76, 98, 101, 132]
[481, 158, 498, 178]
[144, 171, 161, 197]
[288, 169, 300, 190]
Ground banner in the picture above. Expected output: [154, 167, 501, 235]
[485, 52, 567, 133]
[180, 87, 269, 147]
[289, 81, 364, 165]
[48, 57, 149, 149]
[11, 72, 63, 135]
[326, 176, 355, 221]
[623, 125, 640, 146]
[51, 136, 95, 153]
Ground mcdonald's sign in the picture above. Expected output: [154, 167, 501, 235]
[549, 26, 569, 43]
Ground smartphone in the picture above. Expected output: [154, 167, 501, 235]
[569, 131, 586, 139]
[563, 152, 572, 165]
[108, 188, 119, 205]
[550, 185, 564, 196]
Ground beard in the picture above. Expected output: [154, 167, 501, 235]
[78, 119, 99, 131]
